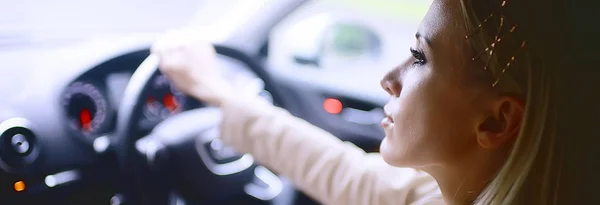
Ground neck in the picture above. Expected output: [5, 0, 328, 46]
[422, 151, 507, 205]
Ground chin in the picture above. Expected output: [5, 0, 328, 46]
[380, 136, 419, 167]
[380, 137, 403, 167]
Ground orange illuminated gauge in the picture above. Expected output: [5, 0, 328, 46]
[62, 82, 109, 137]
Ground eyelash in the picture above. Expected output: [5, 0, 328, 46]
[410, 48, 427, 65]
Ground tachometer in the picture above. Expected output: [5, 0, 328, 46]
[142, 75, 186, 121]
[62, 82, 109, 139]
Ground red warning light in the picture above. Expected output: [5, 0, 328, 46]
[323, 98, 343, 114]
[80, 108, 92, 131]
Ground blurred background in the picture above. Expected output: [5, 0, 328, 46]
[0, 0, 432, 204]
[1, 0, 429, 93]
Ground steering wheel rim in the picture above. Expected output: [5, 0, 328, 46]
[113, 44, 285, 204]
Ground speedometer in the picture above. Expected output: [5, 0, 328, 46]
[62, 82, 109, 140]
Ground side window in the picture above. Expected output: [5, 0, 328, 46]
[269, 0, 431, 71]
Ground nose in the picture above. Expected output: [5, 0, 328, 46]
[380, 68, 401, 97]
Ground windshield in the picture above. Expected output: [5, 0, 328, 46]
[0, 0, 240, 40]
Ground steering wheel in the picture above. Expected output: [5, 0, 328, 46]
[113, 45, 286, 205]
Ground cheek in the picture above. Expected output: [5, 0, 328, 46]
[381, 73, 477, 166]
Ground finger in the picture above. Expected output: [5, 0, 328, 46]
[160, 52, 188, 72]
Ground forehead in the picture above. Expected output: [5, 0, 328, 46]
[418, 0, 477, 80]
[418, 0, 465, 47]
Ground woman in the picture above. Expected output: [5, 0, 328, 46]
[152, 0, 571, 204]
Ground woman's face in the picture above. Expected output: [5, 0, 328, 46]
[380, 0, 488, 167]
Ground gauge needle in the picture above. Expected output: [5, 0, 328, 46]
[163, 93, 178, 112]
[80, 108, 92, 131]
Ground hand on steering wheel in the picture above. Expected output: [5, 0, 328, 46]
[114, 28, 288, 204]
[151, 29, 233, 107]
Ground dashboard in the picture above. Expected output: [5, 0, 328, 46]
[60, 49, 260, 145]
[0, 36, 263, 204]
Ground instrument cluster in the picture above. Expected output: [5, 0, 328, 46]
[61, 74, 194, 141]
[60, 54, 263, 142]
[142, 74, 187, 122]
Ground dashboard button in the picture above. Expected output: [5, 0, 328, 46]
[10, 134, 30, 154]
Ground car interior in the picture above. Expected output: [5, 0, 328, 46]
[1, 0, 430, 204]
[1, 0, 594, 204]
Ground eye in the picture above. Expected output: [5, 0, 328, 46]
[410, 48, 427, 65]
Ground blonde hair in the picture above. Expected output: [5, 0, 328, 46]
[459, 0, 563, 204]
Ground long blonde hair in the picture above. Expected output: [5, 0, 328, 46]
[458, 0, 564, 204]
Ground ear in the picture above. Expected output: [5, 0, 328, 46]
[476, 96, 524, 149]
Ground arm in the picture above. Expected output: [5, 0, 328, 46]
[219, 96, 441, 205]
[150, 29, 440, 204]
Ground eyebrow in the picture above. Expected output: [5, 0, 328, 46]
[415, 32, 432, 46]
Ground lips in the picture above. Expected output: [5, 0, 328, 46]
[384, 108, 394, 123]
[381, 109, 394, 127]
[386, 115, 394, 123]
[381, 117, 393, 127]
